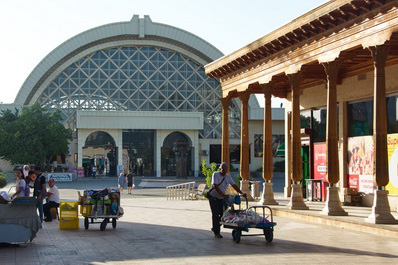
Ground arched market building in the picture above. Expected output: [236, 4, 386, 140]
[1, 15, 285, 177]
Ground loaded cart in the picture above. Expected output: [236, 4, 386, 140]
[220, 195, 276, 243]
[78, 188, 124, 231]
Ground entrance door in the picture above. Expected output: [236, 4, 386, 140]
[161, 132, 192, 178]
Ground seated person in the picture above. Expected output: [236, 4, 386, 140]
[43, 179, 60, 222]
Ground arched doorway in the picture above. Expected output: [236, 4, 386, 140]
[83, 131, 117, 177]
[161, 132, 192, 178]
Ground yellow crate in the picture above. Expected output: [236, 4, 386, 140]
[60, 201, 78, 213]
[59, 217, 79, 230]
[80, 204, 92, 216]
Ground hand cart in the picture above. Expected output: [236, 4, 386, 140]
[79, 188, 123, 231]
[220, 196, 276, 243]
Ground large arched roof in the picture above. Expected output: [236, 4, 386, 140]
[14, 15, 227, 106]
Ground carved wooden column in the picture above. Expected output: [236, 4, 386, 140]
[286, 73, 308, 210]
[239, 91, 254, 201]
[221, 97, 231, 173]
[366, 45, 397, 224]
[321, 60, 347, 216]
[260, 84, 278, 205]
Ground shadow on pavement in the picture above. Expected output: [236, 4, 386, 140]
[34, 219, 398, 264]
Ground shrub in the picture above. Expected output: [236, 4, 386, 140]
[0, 173, 7, 188]
[201, 160, 217, 188]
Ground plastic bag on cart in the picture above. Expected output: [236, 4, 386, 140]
[224, 195, 241, 207]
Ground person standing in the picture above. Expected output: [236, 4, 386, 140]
[43, 179, 60, 222]
[24, 170, 35, 197]
[11, 169, 26, 200]
[33, 166, 46, 223]
[118, 172, 127, 194]
[208, 162, 246, 238]
[126, 170, 134, 194]
[23, 165, 30, 178]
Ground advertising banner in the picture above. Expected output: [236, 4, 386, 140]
[347, 136, 376, 193]
[387, 134, 398, 195]
[313, 143, 327, 199]
[47, 173, 73, 182]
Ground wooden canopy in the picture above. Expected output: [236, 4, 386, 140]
[205, 0, 398, 98]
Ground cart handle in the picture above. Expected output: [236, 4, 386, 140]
[239, 196, 274, 224]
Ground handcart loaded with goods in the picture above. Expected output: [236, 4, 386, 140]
[220, 195, 276, 243]
[78, 188, 124, 231]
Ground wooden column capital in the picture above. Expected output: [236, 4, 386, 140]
[261, 83, 273, 96]
[287, 72, 302, 91]
[322, 60, 342, 84]
[369, 45, 389, 68]
[221, 97, 231, 110]
[239, 91, 251, 104]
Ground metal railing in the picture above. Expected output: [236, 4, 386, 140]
[166, 182, 196, 200]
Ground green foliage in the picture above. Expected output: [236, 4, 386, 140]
[0, 172, 7, 188]
[0, 105, 73, 165]
[256, 167, 263, 172]
[201, 160, 217, 188]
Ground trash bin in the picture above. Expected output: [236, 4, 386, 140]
[305, 179, 323, 201]
[251, 181, 261, 199]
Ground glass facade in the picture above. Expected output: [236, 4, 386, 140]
[122, 130, 155, 176]
[36, 46, 241, 139]
[348, 100, 374, 137]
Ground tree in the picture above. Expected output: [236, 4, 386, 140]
[0, 105, 73, 165]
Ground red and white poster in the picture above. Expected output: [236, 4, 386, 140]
[313, 143, 328, 199]
[347, 136, 376, 193]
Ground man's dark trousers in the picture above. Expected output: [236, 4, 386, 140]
[43, 201, 60, 221]
[209, 196, 224, 235]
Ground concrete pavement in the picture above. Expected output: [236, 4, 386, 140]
[1, 184, 398, 264]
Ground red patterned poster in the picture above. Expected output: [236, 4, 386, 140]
[313, 143, 327, 199]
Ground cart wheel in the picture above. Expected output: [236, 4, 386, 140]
[84, 217, 89, 230]
[264, 228, 273, 242]
[100, 220, 107, 231]
[112, 218, 117, 228]
[232, 229, 241, 243]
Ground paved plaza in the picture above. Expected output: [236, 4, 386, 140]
[1, 178, 398, 264]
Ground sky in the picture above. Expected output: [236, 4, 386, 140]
[0, 0, 327, 106]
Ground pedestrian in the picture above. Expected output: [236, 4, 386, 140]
[43, 179, 60, 222]
[208, 162, 246, 238]
[92, 165, 97, 178]
[10, 168, 26, 200]
[126, 170, 134, 194]
[23, 165, 30, 178]
[24, 170, 35, 197]
[33, 166, 46, 223]
[118, 172, 127, 193]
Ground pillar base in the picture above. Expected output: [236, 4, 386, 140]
[365, 190, 398, 224]
[240, 180, 254, 201]
[321, 187, 348, 216]
[259, 182, 278, 205]
[286, 184, 309, 210]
